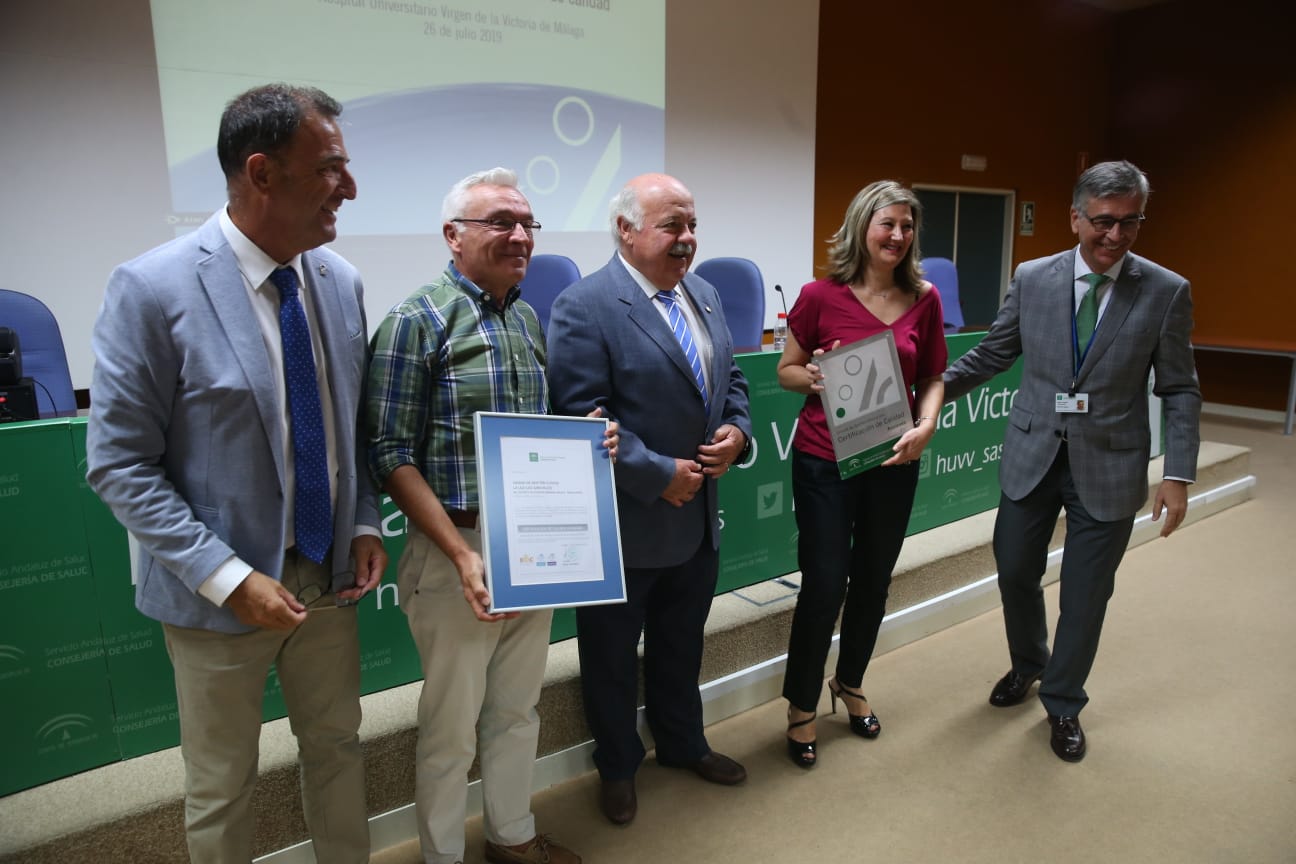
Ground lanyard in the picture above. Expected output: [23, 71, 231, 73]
[1070, 305, 1099, 394]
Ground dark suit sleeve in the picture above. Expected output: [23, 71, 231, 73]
[718, 350, 752, 446]
[702, 282, 752, 445]
[1151, 277, 1201, 481]
[943, 265, 1025, 402]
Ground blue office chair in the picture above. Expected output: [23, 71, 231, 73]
[0, 289, 77, 417]
[518, 254, 581, 335]
[693, 257, 766, 350]
[921, 257, 965, 333]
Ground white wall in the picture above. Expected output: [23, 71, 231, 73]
[0, 0, 819, 389]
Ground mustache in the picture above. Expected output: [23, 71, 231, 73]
[668, 242, 694, 257]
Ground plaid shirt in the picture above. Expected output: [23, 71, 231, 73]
[366, 264, 548, 510]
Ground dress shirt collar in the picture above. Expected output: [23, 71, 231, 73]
[219, 207, 304, 293]
[618, 251, 681, 301]
[1072, 246, 1125, 288]
[448, 261, 521, 313]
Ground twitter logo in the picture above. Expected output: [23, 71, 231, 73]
[756, 482, 784, 520]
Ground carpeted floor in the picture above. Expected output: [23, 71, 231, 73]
[374, 414, 1296, 864]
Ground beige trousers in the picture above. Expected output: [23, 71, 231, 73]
[163, 550, 368, 864]
[399, 526, 552, 864]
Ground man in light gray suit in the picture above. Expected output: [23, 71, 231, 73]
[943, 160, 1200, 762]
[87, 84, 386, 862]
[547, 174, 752, 825]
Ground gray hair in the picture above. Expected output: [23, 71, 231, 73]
[824, 180, 925, 294]
[441, 167, 520, 222]
[608, 184, 644, 244]
[1072, 160, 1150, 211]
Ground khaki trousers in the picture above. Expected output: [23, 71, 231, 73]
[163, 550, 368, 864]
[399, 526, 551, 864]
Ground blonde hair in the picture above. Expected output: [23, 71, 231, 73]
[824, 180, 924, 294]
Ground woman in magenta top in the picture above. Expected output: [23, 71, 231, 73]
[779, 180, 947, 768]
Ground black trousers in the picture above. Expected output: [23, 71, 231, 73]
[782, 449, 919, 713]
[576, 542, 719, 780]
[993, 445, 1133, 717]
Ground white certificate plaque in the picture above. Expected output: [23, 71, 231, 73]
[817, 331, 913, 478]
[474, 412, 626, 612]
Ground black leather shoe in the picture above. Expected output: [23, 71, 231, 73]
[1048, 714, 1086, 762]
[988, 669, 1043, 707]
[685, 751, 747, 785]
[599, 778, 637, 825]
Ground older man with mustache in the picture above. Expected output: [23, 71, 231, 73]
[546, 173, 753, 825]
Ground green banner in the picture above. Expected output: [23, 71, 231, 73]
[0, 333, 1021, 791]
[0, 420, 119, 796]
[910, 333, 1024, 531]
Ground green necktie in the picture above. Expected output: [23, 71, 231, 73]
[1076, 273, 1107, 348]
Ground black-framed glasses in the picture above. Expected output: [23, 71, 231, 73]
[451, 217, 542, 236]
[1082, 213, 1145, 233]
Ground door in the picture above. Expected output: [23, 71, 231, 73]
[914, 186, 1015, 330]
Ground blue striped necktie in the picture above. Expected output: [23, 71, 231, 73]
[655, 289, 709, 412]
[270, 267, 333, 564]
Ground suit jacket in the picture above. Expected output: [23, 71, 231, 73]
[546, 254, 752, 569]
[944, 249, 1201, 522]
[86, 213, 380, 633]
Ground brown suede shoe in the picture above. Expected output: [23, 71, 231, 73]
[485, 834, 581, 864]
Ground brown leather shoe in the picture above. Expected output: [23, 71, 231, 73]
[988, 669, 1043, 707]
[1047, 714, 1086, 762]
[599, 778, 637, 825]
[485, 834, 582, 864]
[686, 751, 747, 785]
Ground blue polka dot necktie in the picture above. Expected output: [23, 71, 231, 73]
[655, 290, 709, 413]
[270, 267, 333, 564]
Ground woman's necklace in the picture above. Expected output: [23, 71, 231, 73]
[855, 283, 892, 300]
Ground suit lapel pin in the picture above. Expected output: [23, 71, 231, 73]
[319, 263, 328, 276]
[705, 305, 712, 313]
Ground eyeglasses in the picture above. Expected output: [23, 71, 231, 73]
[451, 217, 542, 236]
[296, 569, 354, 610]
[1081, 213, 1145, 233]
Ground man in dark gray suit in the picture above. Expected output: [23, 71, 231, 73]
[546, 174, 752, 824]
[943, 160, 1200, 762]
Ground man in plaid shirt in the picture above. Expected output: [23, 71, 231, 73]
[365, 168, 595, 864]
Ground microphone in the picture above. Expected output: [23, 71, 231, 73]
[773, 283, 788, 317]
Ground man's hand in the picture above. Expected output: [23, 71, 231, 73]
[226, 570, 306, 631]
[697, 424, 746, 477]
[662, 458, 705, 507]
[882, 421, 935, 467]
[586, 407, 620, 462]
[1152, 479, 1189, 538]
[455, 548, 519, 623]
[337, 534, 388, 602]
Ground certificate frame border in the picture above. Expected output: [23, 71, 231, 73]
[818, 330, 913, 478]
[474, 411, 626, 613]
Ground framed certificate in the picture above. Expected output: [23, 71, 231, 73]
[818, 331, 913, 478]
[474, 412, 626, 613]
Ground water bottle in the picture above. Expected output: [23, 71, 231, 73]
[772, 312, 788, 351]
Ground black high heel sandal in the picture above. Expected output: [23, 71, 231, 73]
[786, 711, 817, 769]
[828, 678, 881, 739]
